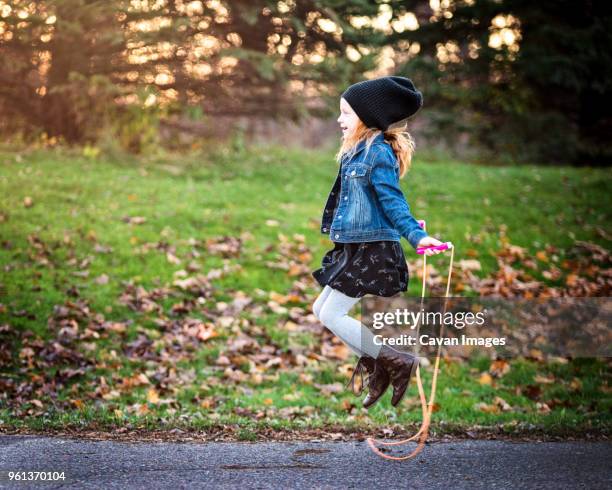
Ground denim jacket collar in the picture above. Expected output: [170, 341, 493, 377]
[341, 132, 386, 163]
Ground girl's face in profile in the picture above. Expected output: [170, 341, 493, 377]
[337, 97, 360, 139]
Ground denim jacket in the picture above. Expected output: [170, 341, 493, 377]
[320, 132, 429, 250]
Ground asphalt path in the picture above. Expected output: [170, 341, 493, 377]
[0, 436, 610, 489]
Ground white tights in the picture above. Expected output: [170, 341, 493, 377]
[312, 285, 382, 359]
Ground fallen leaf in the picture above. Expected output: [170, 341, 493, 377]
[96, 274, 109, 285]
[166, 252, 181, 264]
[458, 259, 481, 271]
[569, 378, 582, 391]
[534, 374, 555, 384]
[321, 342, 349, 361]
[123, 216, 147, 225]
[200, 398, 216, 409]
[489, 360, 510, 378]
[536, 402, 551, 413]
[474, 402, 497, 413]
[493, 396, 512, 411]
[314, 382, 344, 396]
[146, 388, 160, 404]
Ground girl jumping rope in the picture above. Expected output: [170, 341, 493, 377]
[312, 76, 447, 409]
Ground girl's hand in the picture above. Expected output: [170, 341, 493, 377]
[417, 236, 445, 256]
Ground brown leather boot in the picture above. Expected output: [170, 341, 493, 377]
[376, 345, 419, 407]
[346, 356, 375, 397]
[362, 359, 390, 409]
[346, 356, 391, 409]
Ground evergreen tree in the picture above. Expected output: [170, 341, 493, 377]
[0, 0, 384, 143]
[388, 0, 612, 164]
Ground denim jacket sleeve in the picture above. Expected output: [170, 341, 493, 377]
[369, 145, 429, 250]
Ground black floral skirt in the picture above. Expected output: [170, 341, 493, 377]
[312, 241, 409, 298]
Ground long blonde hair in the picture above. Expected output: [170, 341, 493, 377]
[335, 119, 416, 178]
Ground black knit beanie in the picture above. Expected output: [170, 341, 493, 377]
[341, 76, 423, 131]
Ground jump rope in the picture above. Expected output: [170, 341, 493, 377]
[366, 219, 455, 461]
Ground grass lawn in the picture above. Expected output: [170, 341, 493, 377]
[0, 142, 610, 438]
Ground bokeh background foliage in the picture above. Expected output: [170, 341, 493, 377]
[1, 0, 611, 164]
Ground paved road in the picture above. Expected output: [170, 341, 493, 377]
[0, 436, 610, 489]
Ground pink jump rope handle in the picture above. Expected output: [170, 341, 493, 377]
[415, 220, 453, 254]
[416, 243, 452, 254]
